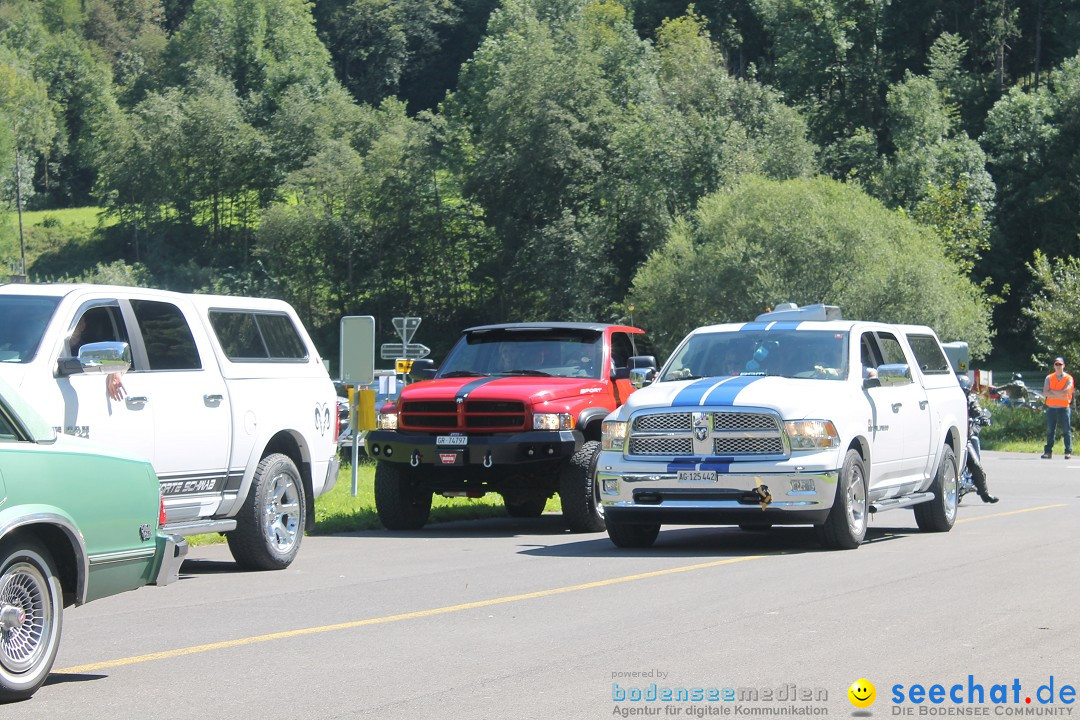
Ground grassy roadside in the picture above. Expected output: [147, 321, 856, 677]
[187, 462, 563, 546]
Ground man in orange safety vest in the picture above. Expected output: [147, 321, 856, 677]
[1042, 357, 1074, 459]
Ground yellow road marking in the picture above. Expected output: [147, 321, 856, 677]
[58, 502, 1068, 675]
[58, 555, 764, 675]
[956, 503, 1066, 524]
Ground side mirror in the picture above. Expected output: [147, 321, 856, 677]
[630, 367, 657, 389]
[629, 355, 657, 370]
[60, 341, 132, 376]
[611, 366, 630, 380]
[410, 358, 436, 380]
[875, 363, 913, 387]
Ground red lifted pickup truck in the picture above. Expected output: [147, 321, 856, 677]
[365, 322, 656, 532]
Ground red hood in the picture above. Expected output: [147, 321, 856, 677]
[398, 376, 606, 406]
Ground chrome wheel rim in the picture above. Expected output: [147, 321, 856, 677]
[943, 457, 959, 523]
[263, 470, 301, 553]
[846, 464, 867, 537]
[0, 561, 51, 675]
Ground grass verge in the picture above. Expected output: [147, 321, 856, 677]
[187, 461, 563, 545]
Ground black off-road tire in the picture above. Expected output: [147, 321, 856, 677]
[558, 441, 605, 533]
[0, 538, 64, 702]
[606, 517, 661, 548]
[502, 494, 548, 518]
[914, 445, 959, 533]
[228, 453, 306, 570]
[815, 448, 869, 550]
[374, 461, 433, 530]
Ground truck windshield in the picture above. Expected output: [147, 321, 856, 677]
[439, 328, 604, 379]
[661, 329, 849, 381]
[0, 295, 61, 364]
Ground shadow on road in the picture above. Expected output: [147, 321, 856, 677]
[43, 672, 106, 688]
[518, 523, 915, 558]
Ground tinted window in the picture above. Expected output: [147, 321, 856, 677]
[876, 333, 908, 365]
[611, 333, 634, 370]
[69, 304, 129, 355]
[131, 300, 201, 370]
[0, 295, 60, 363]
[906, 334, 952, 374]
[0, 409, 17, 440]
[208, 311, 308, 361]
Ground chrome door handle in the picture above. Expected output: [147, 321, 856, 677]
[919, 400, 928, 409]
[891, 403, 902, 413]
[204, 394, 224, 403]
[126, 396, 149, 405]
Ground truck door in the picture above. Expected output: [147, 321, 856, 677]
[58, 301, 156, 462]
[861, 332, 909, 487]
[128, 299, 232, 523]
[872, 332, 932, 485]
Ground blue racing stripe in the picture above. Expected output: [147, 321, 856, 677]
[671, 376, 735, 406]
[739, 322, 770, 332]
[701, 375, 762, 405]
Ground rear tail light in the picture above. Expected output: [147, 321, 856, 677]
[334, 404, 341, 445]
[159, 497, 167, 527]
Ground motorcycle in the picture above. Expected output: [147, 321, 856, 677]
[958, 386, 997, 503]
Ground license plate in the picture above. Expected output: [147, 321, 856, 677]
[789, 477, 816, 492]
[437, 435, 468, 446]
[677, 470, 717, 483]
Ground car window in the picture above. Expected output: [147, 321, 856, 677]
[906, 334, 952, 374]
[0, 295, 60, 364]
[611, 333, 634, 371]
[131, 300, 202, 371]
[0, 409, 17, 440]
[208, 310, 309, 362]
[68, 304, 129, 356]
[876, 333, 908, 365]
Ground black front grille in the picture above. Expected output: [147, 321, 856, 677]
[467, 415, 525, 428]
[403, 401, 456, 413]
[406, 415, 458, 429]
[468, 401, 524, 413]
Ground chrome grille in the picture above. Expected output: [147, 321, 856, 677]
[627, 409, 784, 458]
[712, 412, 776, 430]
[715, 436, 784, 454]
[633, 413, 692, 431]
[629, 437, 694, 455]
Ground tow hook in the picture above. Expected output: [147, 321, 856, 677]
[410, 451, 421, 468]
[483, 450, 493, 468]
[752, 476, 772, 510]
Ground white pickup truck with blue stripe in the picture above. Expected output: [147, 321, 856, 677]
[597, 303, 967, 549]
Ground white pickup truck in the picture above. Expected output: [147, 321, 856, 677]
[0, 283, 340, 569]
[597, 303, 967, 549]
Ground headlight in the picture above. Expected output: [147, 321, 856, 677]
[377, 412, 398, 430]
[783, 420, 840, 450]
[602, 420, 628, 451]
[533, 412, 573, 431]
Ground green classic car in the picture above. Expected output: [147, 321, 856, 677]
[0, 377, 187, 702]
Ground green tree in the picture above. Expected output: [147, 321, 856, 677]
[1024, 250, 1080, 367]
[628, 175, 994, 357]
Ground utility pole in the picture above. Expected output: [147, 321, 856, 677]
[14, 145, 25, 278]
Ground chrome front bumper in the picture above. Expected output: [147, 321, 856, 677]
[598, 468, 839, 525]
[153, 533, 188, 586]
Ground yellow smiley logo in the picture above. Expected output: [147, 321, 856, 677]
[848, 678, 876, 708]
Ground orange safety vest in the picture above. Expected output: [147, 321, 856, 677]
[1045, 372, 1074, 407]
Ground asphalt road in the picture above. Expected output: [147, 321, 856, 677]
[8, 451, 1080, 719]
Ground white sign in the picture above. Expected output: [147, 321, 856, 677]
[340, 316, 375, 385]
[380, 342, 431, 360]
[392, 316, 421, 345]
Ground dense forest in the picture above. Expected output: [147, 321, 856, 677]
[1, 0, 1079, 366]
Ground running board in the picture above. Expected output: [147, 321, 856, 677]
[869, 492, 935, 513]
[163, 519, 238, 535]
